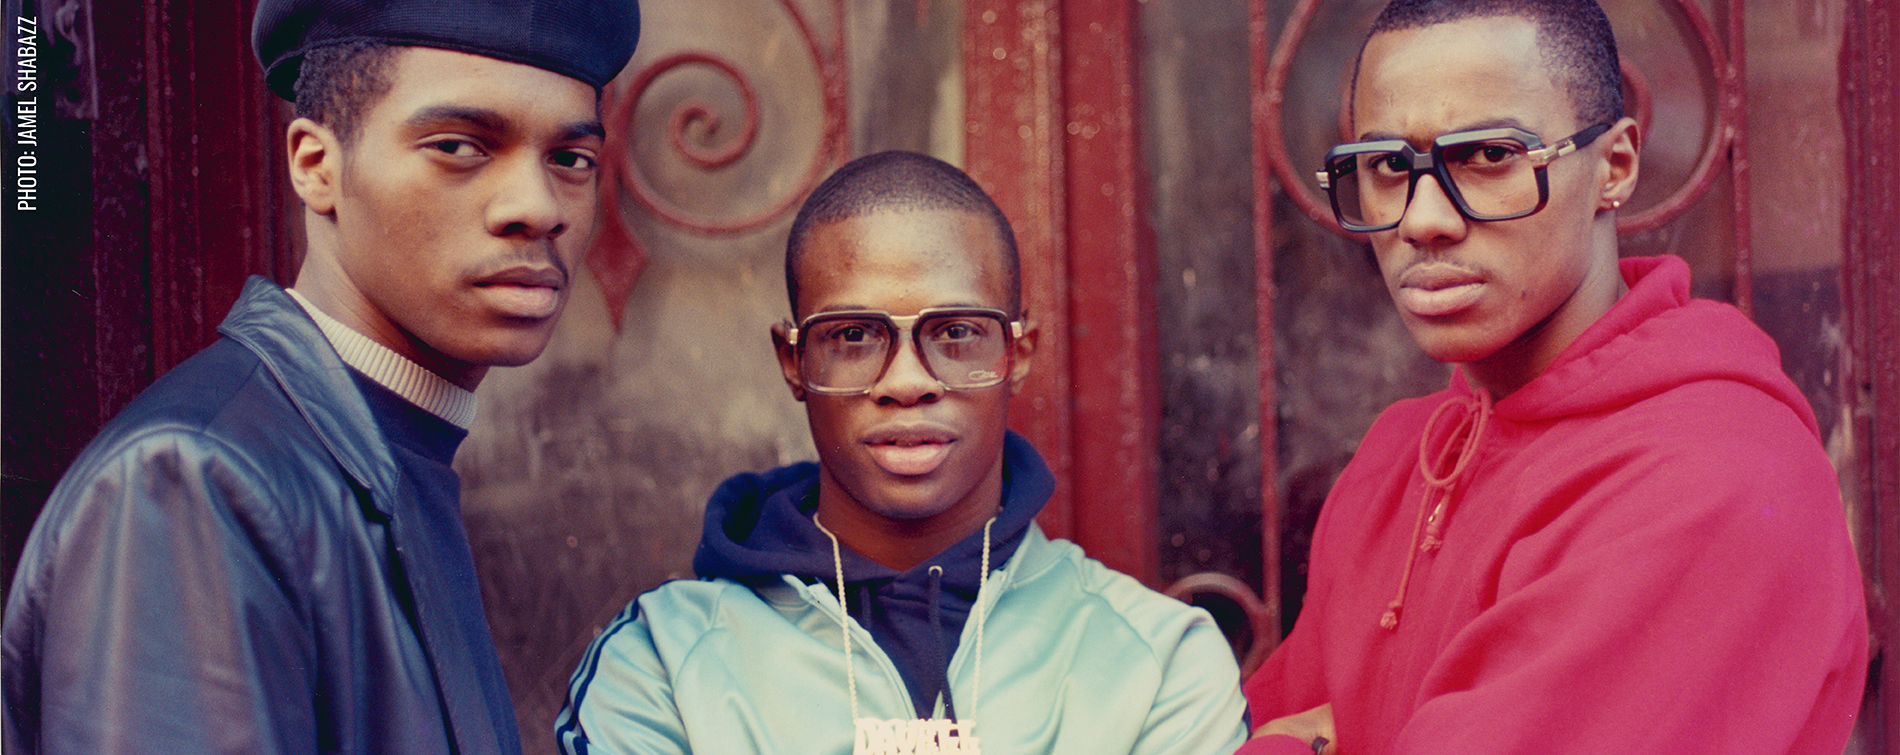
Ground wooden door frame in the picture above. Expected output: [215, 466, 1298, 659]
[964, 0, 1162, 589]
[1, 0, 291, 584]
[1842, 0, 1900, 749]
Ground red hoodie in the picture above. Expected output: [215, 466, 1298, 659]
[1239, 256, 1868, 755]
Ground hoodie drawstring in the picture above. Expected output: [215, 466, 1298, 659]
[927, 566, 959, 721]
[1382, 388, 1493, 630]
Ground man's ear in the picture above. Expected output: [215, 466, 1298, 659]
[288, 117, 343, 217]
[1007, 314, 1038, 396]
[770, 322, 808, 402]
[1598, 116, 1641, 212]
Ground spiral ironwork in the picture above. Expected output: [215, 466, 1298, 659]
[588, 0, 849, 328]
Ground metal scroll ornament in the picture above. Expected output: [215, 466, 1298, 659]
[587, 0, 848, 330]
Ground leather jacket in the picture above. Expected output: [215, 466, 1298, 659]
[4, 277, 520, 755]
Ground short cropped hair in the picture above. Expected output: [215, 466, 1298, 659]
[293, 41, 399, 145]
[785, 151, 1022, 317]
[1354, 0, 1624, 128]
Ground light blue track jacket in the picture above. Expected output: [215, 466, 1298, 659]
[557, 478, 1247, 755]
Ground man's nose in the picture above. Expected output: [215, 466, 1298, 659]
[871, 337, 943, 406]
[1397, 173, 1469, 247]
[486, 157, 570, 240]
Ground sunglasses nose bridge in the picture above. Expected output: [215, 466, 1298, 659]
[1406, 144, 1442, 192]
[887, 313, 922, 338]
[884, 314, 931, 367]
[1401, 145, 1469, 219]
[871, 316, 948, 400]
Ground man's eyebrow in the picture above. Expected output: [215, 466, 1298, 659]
[1357, 118, 1533, 144]
[561, 120, 607, 142]
[1447, 117, 1532, 134]
[810, 304, 877, 315]
[405, 105, 509, 133]
[403, 106, 605, 143]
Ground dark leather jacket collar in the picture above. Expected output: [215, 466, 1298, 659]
[219, 276, 401, 517]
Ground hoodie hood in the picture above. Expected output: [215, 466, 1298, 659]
[1488, 255, 1818, 435]
[1381, 255, 1817, 630]
[692, 430, 1053, 583]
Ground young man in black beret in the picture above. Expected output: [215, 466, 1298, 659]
[2, 2, 638, 753]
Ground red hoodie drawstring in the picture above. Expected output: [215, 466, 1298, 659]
[1382, 388, 1493, 630]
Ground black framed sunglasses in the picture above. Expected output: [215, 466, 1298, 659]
[786, 307, 1026, 395]
[1316, 122, 1613, 232]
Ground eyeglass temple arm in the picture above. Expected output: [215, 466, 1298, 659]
[1530, 122, 1613, 166]
[1527, 140, 1580, 166]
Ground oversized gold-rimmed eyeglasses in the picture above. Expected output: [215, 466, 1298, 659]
[786, 308, 1025, 395]
[1317, 122, 1613, 232]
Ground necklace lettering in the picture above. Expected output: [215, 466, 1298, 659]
[854, 718, 981, 755]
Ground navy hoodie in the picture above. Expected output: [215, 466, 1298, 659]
[691, 430, 1054, 718]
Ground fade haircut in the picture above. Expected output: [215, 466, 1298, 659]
[293, 41, 399, 146]
[785, 151, 1022, 318]
[1354, 0, 1624, 128]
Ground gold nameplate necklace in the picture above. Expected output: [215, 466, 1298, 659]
[814, 513, 994, 755]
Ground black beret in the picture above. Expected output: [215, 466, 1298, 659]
[253, 0, 640, 101]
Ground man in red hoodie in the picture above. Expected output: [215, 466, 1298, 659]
[1237, 1, 1868, 753]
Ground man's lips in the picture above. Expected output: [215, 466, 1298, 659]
[863, 426, 958, 477]
[474, 266, 566, 319]
[1396, 264, 1486, 318]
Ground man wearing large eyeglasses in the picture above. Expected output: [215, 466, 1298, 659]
[785, 308, 1026, 397]
[558, 151, 1248, 755]
[1237, 1, 1866, 754]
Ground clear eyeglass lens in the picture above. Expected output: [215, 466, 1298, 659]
[1441, 140, 1538, 218]
[919, 314, 1010, 388]
[803, 317, 894, 392]
[1331, 152, 1410, 229]
[800, 312, 1012, 392]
